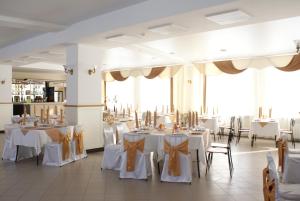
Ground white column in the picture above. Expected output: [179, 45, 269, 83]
[0, 65, 12, 130]
[65, 44, 104, 149]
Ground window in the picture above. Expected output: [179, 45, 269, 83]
[206, 69, 256, 117]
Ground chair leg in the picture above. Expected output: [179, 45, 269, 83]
[291, 133, 295, 148]
[227, 153, 232, 177]
[15, 145, 19, 162]
[251, 135, 255, 147]
[196, 149, 200, 178]
[157, 161, 161, 175]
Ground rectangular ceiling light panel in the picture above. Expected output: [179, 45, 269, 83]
[206, 10, 251, 25]
[148, 23, 187, 35]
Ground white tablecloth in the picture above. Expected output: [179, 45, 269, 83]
[249, 121, 280, 139]
[9, 128, 53, 155]
[283, 152, 300, 184]
[198, 118, 219, 134]
[129, 129, 210, 165]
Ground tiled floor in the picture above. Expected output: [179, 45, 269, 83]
[0, 134, 293, 201]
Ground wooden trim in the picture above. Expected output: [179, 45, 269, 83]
[64, 104, 105, 108]
[170, 77, 174, 112]
[203, 74, 207, 112]
[86, 147, 104, 153]
[0, 102, 12, 104]
[0, 130, 4, 133]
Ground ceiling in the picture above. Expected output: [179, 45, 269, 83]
[1, 0, 300, 72]
[0, 0, 146, 47]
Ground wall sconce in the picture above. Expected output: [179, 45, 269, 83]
[1, 80, 5, 84]
[187, 80, 192, 84]
[88, 65, 97, 75]
[63, 65, 73, 75]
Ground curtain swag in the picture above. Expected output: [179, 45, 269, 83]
[110, 71, 128, 81]
[276, 54, 300, 72]
[213, 60, 246, 74]
[144, 67, 166, 79]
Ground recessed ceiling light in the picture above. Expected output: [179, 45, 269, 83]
[206, 10, 251, 25]
[105, 34, 141, 43]
[148, 23, 187, 35]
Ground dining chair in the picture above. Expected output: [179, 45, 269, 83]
[71, 125, 88, 161]
[236, 117, 250, 144]
[119, 133, 151, 180]
[42, 126, 74, 166]
[218, 116, 235, 140]
[160, 134, 192, 183]
[206, 132, 234, 177]
[280, 118, 296, 148]
[265, 153, 300, 201]
[101, 127, 122, 171]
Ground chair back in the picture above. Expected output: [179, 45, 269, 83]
[74, 125, 83, 134]
[103, 127, 115, 146]
[164, 134, 188, 147]
[122, 133, 146, 153]
[277, 139, 287, 173]
[116, 123, 126, 144]
[266, 153, 279, 200]
[262, 167, 276, 201]
[57, 126, 74, 139]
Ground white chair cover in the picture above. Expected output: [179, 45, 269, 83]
[266, 152, 300, 201]
[71, 125, 88, 161]
[2, 124, 35, 161]
[101, 127, 122, 170]
[42, 126, 74, 166]
[161, 134, 192, 183]
[119, 133, 151, 179]
[116, 123, 127, 144]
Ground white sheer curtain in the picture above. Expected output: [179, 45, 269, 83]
[139, 77, 170, 112]
[206, 69, 256, 117]
[259, 67, 300, 118]
[106, 77, 135, 110]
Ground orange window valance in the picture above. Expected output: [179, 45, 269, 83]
[144, 67, 166, 79]
[110, 71, 128, 81]
[276, 54, 300, 72]
[213, 60, 246, 74]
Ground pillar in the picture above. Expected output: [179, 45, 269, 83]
[0, 65, 12, 131]
[65, 44, 104, 149]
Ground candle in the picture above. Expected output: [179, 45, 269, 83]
[176, 110, 179, 125]
[269, 108, 272, 118]
[60, 109, 63, 123]
[135, 111, 139, 128]
[154, 111, 157, 128]
[149, 111, 152, 125]
[259, 107, 262, 118]
[166, 105, 169, 114]
[41, 109, 44, 123]
[145, 111, 148, 126]
[123, 108, 125, 118]
[192, 112, 195, 128]
[196, 112, 198, 125]
[54, 105, 58, 115]
[200, 106, 203, 115]
[188, 111, 191, 128]
[46, 108, 49, 123]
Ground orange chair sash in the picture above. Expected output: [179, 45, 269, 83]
[73, 131, 84, 155]
[124, 138, 145, 172]
[59, 131, 71, 160]
[259, 122, 268, 127]
[164, 139, 188, 176]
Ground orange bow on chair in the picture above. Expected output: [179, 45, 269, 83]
[164, 139, 189, 176]
[124, 138, 145, 171]
[59, 131, 71, 160]
[73, 131, 84, 155]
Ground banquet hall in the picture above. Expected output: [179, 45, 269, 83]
[1, 0, 300, 201]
